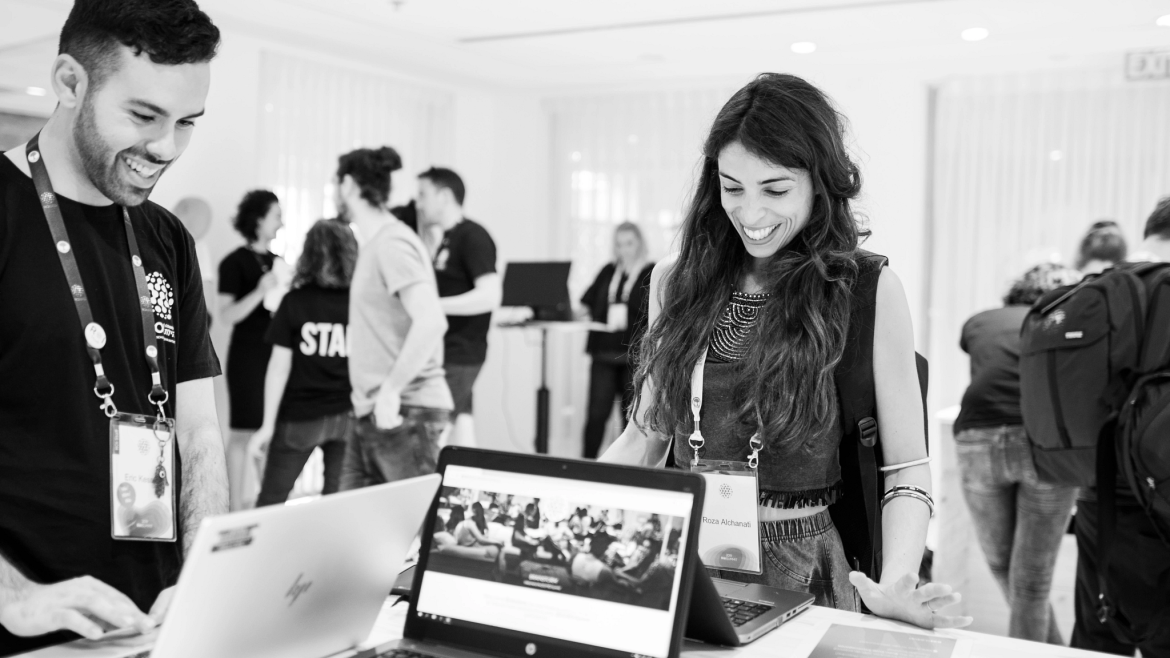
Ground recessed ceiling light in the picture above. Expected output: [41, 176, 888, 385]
[25, 87, 47, 97]
[791, 42, 816, 54]
[961, 27, 989, 42]
[1158, 14, 1170, 27]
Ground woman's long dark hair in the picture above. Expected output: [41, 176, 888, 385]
[472, 502, 488, 534]
[292, 219, 358, 290]
[634, 73, 868, 450]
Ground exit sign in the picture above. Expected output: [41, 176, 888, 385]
[1127, 50, 1170, 80]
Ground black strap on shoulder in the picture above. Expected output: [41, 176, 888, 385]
[835, 252, 887, 579]
[1095, 415, 1118, 627]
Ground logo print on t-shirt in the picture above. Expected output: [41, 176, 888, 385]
[146, 272, 174, 321]
[147, 272, 177, 344]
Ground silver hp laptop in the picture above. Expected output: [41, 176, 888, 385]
[685, 565, 814, 645]
[53, 474, 441, 658]
[374, 446, 705, 658]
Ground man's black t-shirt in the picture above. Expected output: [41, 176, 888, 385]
[954, 306, 1030, 434]
[0, 154, 220, 655]
[433, 218, 496, 365]
[264, 286, 352, 422]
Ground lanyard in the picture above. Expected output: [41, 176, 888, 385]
[687, 347, 763, 469]
[26, 133, 169, 420]
[606, 265, 637, 304]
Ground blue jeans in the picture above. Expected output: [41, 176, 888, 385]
[256, 410, 353, 507]
[710, 509, 859, 611]
[955, 425, 1078, 644]
[339, 406, 451, 490]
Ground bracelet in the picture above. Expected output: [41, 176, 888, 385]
[884, 484, 934, 503]
[881, 487, 935, 518]
[879, 456, 932, 472]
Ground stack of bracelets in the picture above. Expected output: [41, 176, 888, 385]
[881, 485, 935, 517]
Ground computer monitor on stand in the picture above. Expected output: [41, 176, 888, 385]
[499, 262, 579, 454]
[501, 261, 573, 321]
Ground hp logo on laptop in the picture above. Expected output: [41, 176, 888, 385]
[285, 573, 313, 607]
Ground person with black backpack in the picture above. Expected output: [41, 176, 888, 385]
[1020, 199, 1170, 656]
[955, 263, 1082, 644]
[600, 73, 970, 630]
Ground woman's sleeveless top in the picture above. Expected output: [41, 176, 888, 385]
[673, 291, 844, 509]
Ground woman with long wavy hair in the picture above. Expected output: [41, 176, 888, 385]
[249, 219, 359, 506]
[601, 73, 970, 629]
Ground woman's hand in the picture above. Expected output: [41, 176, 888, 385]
[849, 571, 973, 630]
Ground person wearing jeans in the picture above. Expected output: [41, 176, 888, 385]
[338, 147, 453, 489]
[249, 219, 359, 506]
[955, 262, 1082, 643]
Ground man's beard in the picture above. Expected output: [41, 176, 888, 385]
[74, 96, 164, 207]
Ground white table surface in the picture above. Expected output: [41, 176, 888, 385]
[17, 598, 1111, 658]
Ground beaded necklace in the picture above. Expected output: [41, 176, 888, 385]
[708, 290, 769, 362]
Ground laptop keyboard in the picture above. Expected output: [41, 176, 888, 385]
[722, 597, 774, 627]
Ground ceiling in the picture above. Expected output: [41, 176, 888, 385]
[3, 0, 1170, 113]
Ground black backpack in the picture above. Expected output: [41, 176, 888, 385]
[1019, 262, 1170, 640]
[831, 252, 930, 583]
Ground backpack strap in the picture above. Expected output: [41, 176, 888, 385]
[832, 252, 932, 583]
[833, 252, 887, 580]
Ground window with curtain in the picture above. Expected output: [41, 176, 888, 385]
[542, 88, 733, 452]
[257, 51, 455, 261]
[927, 68, 1170, 412]
[546, 88, 735, 292]
[253, 52, 454, 496]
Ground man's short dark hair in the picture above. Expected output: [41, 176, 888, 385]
[1145, 197, 1170, 240]
[60, 0, 221, 89]
[419, 167, 466, 206]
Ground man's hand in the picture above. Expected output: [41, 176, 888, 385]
[247, 426, 274, 462]
[373, 388, 403, 430]
[148, 586, 175, 625]
[0, 576, 154, 640]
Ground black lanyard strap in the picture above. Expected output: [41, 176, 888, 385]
[26, 132, 169, 418]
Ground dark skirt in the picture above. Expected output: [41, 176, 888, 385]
[226, 332, 271, 430]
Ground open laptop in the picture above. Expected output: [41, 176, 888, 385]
[65, 474, 441, 658]
[685, 565, 814, 646]
[373, 447, 704, 658]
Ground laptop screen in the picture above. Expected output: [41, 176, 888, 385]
[413, 464, 695, 658]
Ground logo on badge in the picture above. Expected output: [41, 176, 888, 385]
[719, 483, 733, 499]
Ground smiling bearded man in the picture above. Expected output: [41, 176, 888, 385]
[0, 0, 226, 654]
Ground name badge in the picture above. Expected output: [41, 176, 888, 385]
[110, 413, 177, 542]
[606, 303, 629, 332]
[692, 460, 762, 574]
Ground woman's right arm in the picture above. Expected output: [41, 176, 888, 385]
[598, 256, 674, 468]
[218, 273, 276, 327]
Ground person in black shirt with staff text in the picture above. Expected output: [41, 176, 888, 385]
[415, 167, 500, 448]
[0, 1, 225, 655]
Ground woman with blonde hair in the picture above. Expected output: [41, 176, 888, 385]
[578, 222, 655, 458]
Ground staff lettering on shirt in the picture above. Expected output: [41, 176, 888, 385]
[299, 322, 349, 357]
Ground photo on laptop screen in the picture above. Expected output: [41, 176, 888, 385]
[414, 464, 695, 658]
